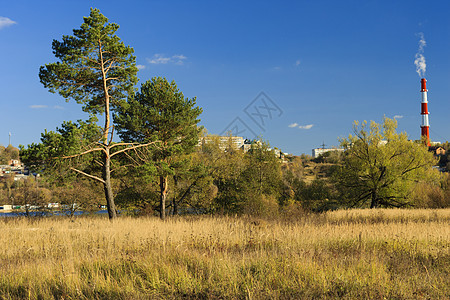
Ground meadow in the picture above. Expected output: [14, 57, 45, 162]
[0, 209, 448, 299]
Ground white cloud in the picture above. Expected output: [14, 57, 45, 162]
[147, 54, 187, 65]
[136, 64, 146, 70]
[147, 54, 171, 64]
[295, 60, 301, 67]
[173, 54, 187, 60]
[289, 122, 314, 130]
[173, 54, 187, 65]
[298, 124, 314, 130]
[30, 105, 48, 109]
[0, 17, 16, 30]
[393, 115, 403, 119]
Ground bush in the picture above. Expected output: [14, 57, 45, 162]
[410, 182, 449, 208]
[243, 193, 279, 218]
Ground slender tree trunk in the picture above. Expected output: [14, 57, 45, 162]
[172, 175, 178, 215]
[103, 149, 117, 219]
[160, 175, 168, 220]
[173, 199, 178, 216]
[7, 187, 11, 203]
[370, 190, 377, 208]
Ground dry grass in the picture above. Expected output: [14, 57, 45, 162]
[0, 209, 449, 299]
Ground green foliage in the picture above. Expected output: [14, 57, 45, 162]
[20, 116, 102, 178]
[335, 117, 439, 208]
[114, 77, 203, 218]
[169, 153, 218, 214]
[195, 135, 245, 214]
[294, 179, 338, 211]
[211, 140, 283, 215]
[242, 141, 282, 197]
[280, 157, 303, 201]
[18, 117, 108, 214]
[39, 8, 138, 114]
[313, 150, 343, 164]
[115, 77, 202, 155]
[37, 8, 139, 219]
[114, 165, 160, 214]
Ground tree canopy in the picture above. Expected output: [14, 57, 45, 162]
[39, 8, 138, 116]
[335, 117, 439, 208]
[114, 77, 203, 219]
[38, 8, 139, 219]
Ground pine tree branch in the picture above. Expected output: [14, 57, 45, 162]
[103, 58, 117, 73]
[61, 147, 107, 159]
[110, 141, 160, 158]
[70, 167, 105, 183]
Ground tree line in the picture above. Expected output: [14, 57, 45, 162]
[14, 120, 450, 218]
[12, 9, 449, 219]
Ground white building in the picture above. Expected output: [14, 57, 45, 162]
[199, 136, 245, 151]
[312, 148, 344, 158]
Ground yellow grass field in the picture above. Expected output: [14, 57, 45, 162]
[0, 209, 449, 299]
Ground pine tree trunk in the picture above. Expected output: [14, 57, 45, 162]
[160, 175, 168, 220]
[100, 70, 117, 219]
[103, 149, 117, 219]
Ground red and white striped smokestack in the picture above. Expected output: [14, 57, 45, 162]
[420, 78, 430, 146]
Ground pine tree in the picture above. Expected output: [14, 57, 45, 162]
[114, 77, 202, 219]
[38, 8, 140, 219]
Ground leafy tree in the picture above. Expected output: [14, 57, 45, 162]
[0, 145, 19, 164]
[242, 141, 282, 197]
[38, 8, 145, 219]
[4, 173, 15, 204]
[294, 179, 337, 211]
[5, 145, 19, 161]
[51, 180, 104, 217]
[280, 156, 303, 205]
[114, 77, 202, 219]
[0, 145, 7, 165]
[335, 117, 438, 208]
[199, 135, 246, 213]
[170, 151, 218, 215]
[239, 142, 283, 216]
[13, 177, 52, 217]
[209, 139, 282, 215]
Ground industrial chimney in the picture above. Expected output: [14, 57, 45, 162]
[420, 78, 430, 146]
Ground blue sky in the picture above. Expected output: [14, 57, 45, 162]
[1, 0, 450, 155]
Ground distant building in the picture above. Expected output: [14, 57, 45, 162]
[312, 148, 344, 158]
[199, 136, 286, 158]
[9, 159, 20, 167]
[428, 146, 446, 156]
[199, 136, 245, 150]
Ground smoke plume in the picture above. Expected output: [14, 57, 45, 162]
[414, 33, 426, 78]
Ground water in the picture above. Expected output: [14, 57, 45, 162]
[0, 210, 109, 217]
